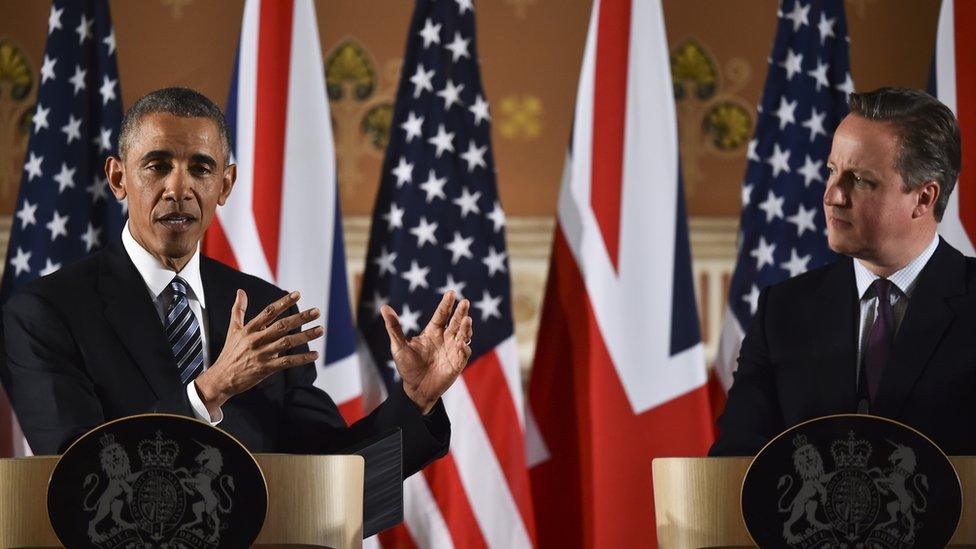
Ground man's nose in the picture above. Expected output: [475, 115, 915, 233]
[823, 177, 845, 207]
[163, 169, 194, 202]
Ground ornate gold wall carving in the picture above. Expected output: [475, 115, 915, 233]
[497, 94, 543, 142]
[161, 0, 193, 20]
[672, 38, 753, 200]
[0, 39, 33, 213]
[324, 39, 398, 205]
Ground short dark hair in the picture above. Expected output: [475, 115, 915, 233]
[118, 87, 231, 163]
[847, 87, 961, 221]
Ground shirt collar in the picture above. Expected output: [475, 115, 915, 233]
[853, 233, 939, 300]
[121, 220, 206, 307]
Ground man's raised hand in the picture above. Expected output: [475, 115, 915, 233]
[194, 289, 324, 416]
[380, 291, 473, 414]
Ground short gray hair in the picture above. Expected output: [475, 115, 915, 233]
[848, 87, 961, 221]
[118, 87, 231, 163]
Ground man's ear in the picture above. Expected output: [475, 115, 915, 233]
[105, 156, 126, 200]
[217, 163, 237, 206]
[913, 180, 940, 219]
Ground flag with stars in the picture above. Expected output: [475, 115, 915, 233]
[713, 0, 851, 392]
[357, 0, 535, 546]
[0, 0, 124, 458]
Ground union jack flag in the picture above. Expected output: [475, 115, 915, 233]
[0, 0, 125, 457]
[526, 0, 713, 545]
[931, 0, 976, 255]
[357, 0, 535, 546]
[714, 0, 852, 391]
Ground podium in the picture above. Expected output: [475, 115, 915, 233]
[0, 454, 365, 549]
[652, 456, 976, 548]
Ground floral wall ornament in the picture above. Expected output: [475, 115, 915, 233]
[504, 0, 537, 20]
[361, 103, 393, 151]
[497, 94, 542, 141]
[670, 38, 753, 197]
[326, 40, 377, 101]
[161, 0, 193, 20]
[0, 38, 34, 209]
[702, 101, 751, 151]
[324, 38, 397, 200]
[672, 40, 718, 101]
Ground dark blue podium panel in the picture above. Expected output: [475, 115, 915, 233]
[49, 413, 267, 548]
[742, 414, 961, 549]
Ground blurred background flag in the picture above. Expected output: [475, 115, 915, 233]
[202, 0, 365, 422]
[525, 0, 712, 546]
[0, 0, 125, 458]
[356, 0, 535, 547]
[713, 0, 852, 394]
[931, 0, 976, 255]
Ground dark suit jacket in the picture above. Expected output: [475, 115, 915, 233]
[1, 240, 449, 476]
[711, 238, 976, 456]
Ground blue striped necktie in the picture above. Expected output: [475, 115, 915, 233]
[165, 277, 205, 384]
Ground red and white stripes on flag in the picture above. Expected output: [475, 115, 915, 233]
[203, 0, 364, 421]
[933, 0, 976, 255]
[388, 338, 532, 548]
[354, 1, 535, 546]
[526, 0, 713, 546]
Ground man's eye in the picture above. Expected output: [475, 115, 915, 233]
[147, 163, 170, 172]
[191, 165, 213, 175]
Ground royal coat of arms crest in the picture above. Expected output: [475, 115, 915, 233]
[742, 415, 961, 549]
[81, 431, 235, 547]
[48, 414, 267, 549]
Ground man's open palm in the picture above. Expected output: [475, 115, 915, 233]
[380, 291, 473, 414]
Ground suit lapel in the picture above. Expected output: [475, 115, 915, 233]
[815, 257, 860, 410]
[201, 257, 233, 363]
[872, 239, 963, 417]
[97, 241, 181, 400]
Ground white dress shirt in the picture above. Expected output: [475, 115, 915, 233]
[853, 233, 940, 388]
[121, 222, 223, 424]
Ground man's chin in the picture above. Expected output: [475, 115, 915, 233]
[157, 236, 200, 262]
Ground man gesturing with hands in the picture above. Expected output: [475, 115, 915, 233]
[1, 88, 466, 475]
[195, 288, 472, 422]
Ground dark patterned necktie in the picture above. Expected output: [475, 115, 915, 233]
[864, 278, 894, 402]
[165, 277, 205, 384]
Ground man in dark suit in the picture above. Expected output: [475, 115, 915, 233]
[1, 88, 473, 477]
[712, 87, 976, 456]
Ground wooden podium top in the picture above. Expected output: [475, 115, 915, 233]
[653, 456, 976, 549]
[0, 454, 364, 549]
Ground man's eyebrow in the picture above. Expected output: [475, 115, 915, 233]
[825, 159, 880, 179]
[141, 150, 173, 163]
[190, 153, 218, 168]
[850, 166, 881, 179]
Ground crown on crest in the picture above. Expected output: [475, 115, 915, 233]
[138, 430, 179, 468]
[831, 431, 872, 468]
[99, 432, 118, 449]
[792, 434, 811, 449]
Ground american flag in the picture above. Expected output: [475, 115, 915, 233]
[357, 0, 535, 546]
[0, 0, 125, 457]
[714, 0, 852, 391]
